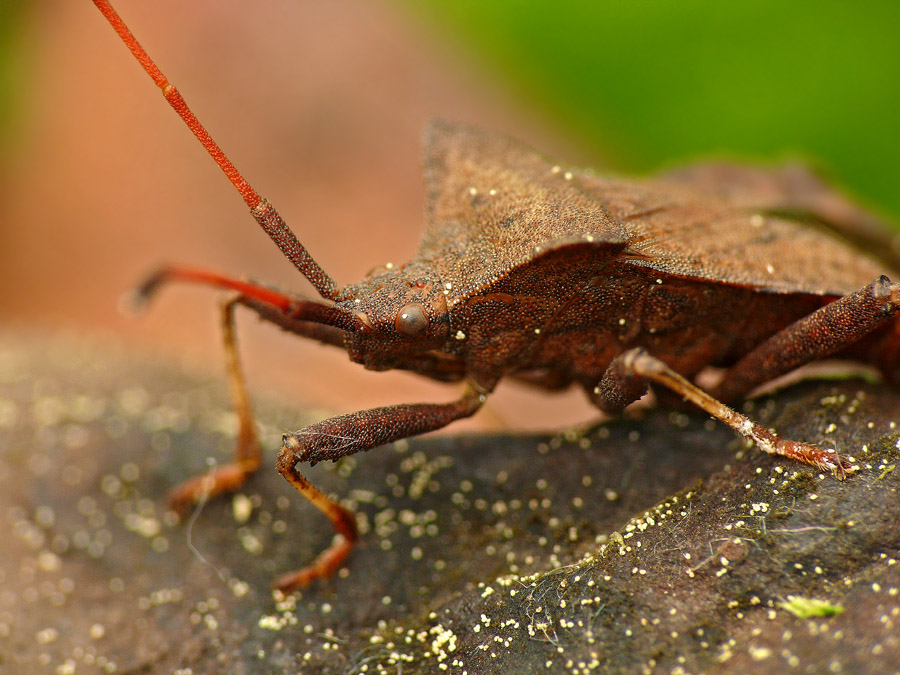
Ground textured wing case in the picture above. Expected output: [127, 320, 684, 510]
[419, 120, 629, 305]
[578, 169, 890, 296]
[420, 121, 890, 300]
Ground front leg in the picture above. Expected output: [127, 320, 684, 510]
[275, 386, 485, 592]
[167, 296, 262, 512]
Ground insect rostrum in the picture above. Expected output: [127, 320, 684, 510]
[94, 0, 900, 592]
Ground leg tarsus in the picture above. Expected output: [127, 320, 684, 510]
[274, 445, 358, 592]
[273, 536, 355, 593]
[167, 460, 260, 514]
[167, 297, 262, 514]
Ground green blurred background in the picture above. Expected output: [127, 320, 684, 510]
[0, 3, 26, 154]
[405, 0, 900, 220]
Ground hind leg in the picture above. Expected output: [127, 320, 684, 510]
[589, 277, 900, 477]
[710, 276, 900, 402]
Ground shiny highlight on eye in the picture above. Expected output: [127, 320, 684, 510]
[395, 303, 428, 337]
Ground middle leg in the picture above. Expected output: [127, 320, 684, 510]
[274, 385, 486, 591]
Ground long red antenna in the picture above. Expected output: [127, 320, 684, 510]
[92, 0, 339, 301]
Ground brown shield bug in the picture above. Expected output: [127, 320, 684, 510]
[93, 0, 900, 592]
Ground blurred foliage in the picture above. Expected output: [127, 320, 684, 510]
[406, 0, 900, 222]
[0, 2, 26, 143]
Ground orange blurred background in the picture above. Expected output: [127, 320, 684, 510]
[0, 0, 600, 432]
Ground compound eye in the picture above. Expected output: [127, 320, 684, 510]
[395, 303, 428, 337]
